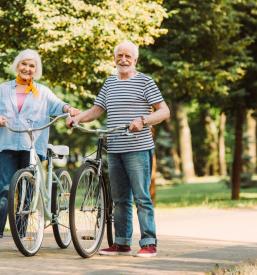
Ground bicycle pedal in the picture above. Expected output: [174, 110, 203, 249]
[81, 235, 95, 240]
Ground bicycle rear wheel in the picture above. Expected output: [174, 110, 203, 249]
[106, 200, 114, 247]
[51, 168, 72, 248]
[8, 169, 44, 256]
[69, 164, 106, 258]
[102, 165, 114, 246]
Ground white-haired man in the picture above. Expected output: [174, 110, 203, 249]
[69, 40, 170, 257]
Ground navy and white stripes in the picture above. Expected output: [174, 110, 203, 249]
[94, 72, 163, 153]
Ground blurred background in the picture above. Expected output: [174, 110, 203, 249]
[1, 0, 257, 205]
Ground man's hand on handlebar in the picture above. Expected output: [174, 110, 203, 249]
[66, 117, 79, 128]
[65, 105, 81, 128]
[129, 117, 144, 132]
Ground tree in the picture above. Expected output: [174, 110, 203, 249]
[175, 103, 195, 179]
[218, 112, 227, 175]
[244, 110, 256, 174]
[140, 0, 251, 189]
[228, 0, 257, 199]
[24, 0, 167, 98]
[0, 0, 167, 152]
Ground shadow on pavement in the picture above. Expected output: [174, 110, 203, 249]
[1, 233, 257, 274]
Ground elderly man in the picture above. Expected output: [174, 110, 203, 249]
[69, 40, 170, 257]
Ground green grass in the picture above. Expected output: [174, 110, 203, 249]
[156, 182, 257, 208]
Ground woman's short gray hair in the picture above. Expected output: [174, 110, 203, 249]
[11, 49, 42, 80]
[114, 40, 139, 59]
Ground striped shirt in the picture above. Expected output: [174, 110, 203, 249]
[94, 72, 164, 153]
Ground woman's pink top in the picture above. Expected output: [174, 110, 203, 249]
[16, 92, 27, 112]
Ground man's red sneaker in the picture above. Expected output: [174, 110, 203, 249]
[99, 243, 132, 256]
[136, 244, 157, 257]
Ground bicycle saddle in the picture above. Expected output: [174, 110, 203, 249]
[47, 144, 69, 157]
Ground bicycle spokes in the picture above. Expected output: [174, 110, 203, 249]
[70, 165, 106, 257]
[9, 169, 44, 256]
[52, 169, 72, 249]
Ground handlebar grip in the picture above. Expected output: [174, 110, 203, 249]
[59, 113, 70, 119]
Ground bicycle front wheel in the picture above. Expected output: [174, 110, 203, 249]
[51, 168, 72, 248]
[8, 169, 44, 256]
[69, 164, 106, 258]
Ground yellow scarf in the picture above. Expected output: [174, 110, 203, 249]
[16, 75, 39, 97]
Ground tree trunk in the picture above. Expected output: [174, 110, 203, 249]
[218, 112, 227, 175]
[231, 108, 245, 200]
[203, 110, 219, 175]
[176, 103, 195, 180]
[245, 110, 256, 173]
[163, 120, 181, 176]
[170, 147, 181, 176]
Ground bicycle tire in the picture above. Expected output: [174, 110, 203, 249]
[8, 168, 44, 256]
[69, 163, 106, 258]
[51, 168, 72, 248]
[102, 161, 114, 246]
[106, 200, 114, 247]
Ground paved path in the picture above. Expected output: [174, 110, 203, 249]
[1, 208, 257, 274]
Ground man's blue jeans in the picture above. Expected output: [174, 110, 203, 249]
[0, 150, 31, 235]
[108, 149, 157, 247]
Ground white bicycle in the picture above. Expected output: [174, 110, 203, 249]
[6, 114, 72, 256]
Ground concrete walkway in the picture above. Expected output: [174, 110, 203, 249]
[1, 208, 257, 274]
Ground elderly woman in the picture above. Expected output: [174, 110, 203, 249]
[0, 49, 79, 238]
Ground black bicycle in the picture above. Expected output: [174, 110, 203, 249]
[69, 123, 131, 258]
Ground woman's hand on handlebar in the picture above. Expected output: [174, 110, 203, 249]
[67, 106, 81, 117]
[0, 116, 7, 127]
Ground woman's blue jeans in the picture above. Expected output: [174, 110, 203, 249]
[108, 149, 157, 247]
[0, 150, 31, 234]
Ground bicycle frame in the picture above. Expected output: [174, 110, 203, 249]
[29, 150, 67, 222]
[73, 123, 130, 174]
[72, 123, 130, 207]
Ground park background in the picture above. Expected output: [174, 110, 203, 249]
[1, 1, 257, 273]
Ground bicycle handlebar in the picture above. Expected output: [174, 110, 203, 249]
[5, 113, 69, 133]
[72, 123, 130, 135]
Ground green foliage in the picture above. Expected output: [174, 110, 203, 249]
[0, 0, 167, 104]
[1, 0, 257, 182]
[24, 0, 167, 98]
[188, 102, 217, 175]
[229, 0, 257, 110]
[0, 0, 167, 152]
[0, 0, 36, 79]
[140, 0, 251, 104]
[140, 0, 257, 183]
[156, 181, 257, 208]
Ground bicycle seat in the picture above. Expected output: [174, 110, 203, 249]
[47, 144, 69, 157]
